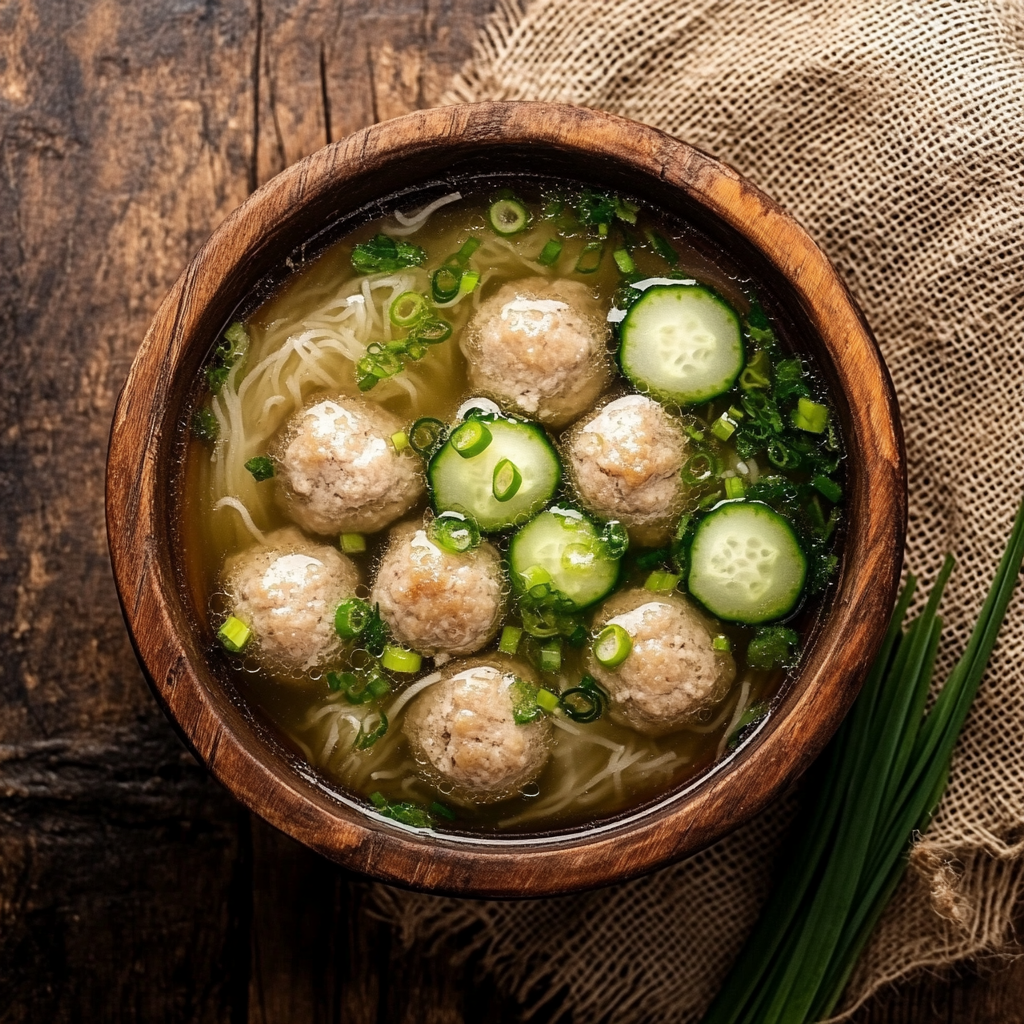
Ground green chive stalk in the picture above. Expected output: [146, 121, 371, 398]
[701, 494, 1024, 1024]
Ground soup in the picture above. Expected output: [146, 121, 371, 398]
[181, 184, 844, 834]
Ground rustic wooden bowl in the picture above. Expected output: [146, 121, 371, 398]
[106, 102, 906, 898]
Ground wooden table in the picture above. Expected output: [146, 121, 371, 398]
[1, 2, 1021, 1019]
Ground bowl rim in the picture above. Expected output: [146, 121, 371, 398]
[106, 101, 906, 898]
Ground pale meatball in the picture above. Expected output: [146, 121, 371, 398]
[588, 588, 735, 736]
[404, 660, 551, 803]
[567, 394, 688, 545]
[276, 396, 424, 535]
[221, 528, 359, 677]
[462, 278, 611, 427]
[370, 521, 506, 656]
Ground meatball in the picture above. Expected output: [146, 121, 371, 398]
[221, 528, 359, 677]
[567, 394, 689, 545]
[462, 278, 611, 427]
[404, 659, 552, 803]
[588, 588, 735, 736]
[370, 521, 506, 656]
[276, 396, 424, 535]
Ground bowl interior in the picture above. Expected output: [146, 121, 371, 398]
[108, 103, 905, 896]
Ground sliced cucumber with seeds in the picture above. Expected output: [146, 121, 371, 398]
[620, 284, 744, 405]
[688, 502, 808, 624]
[429, 415, 561, 532]
[509, 507, 621, 609]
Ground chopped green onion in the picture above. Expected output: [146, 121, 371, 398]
[388, 290, 429, 327]
[335, 598, 371, 639]
[510, 677, 542, 724]
[340, 533, 367, 554]
[351, 234, 426, 274]
[430, 801, 456, 821]
[370, 791, 388, 810]
[389, 431, 409, 453]
[711, 412, 739, 441]
[739, 349, 772, 390]
[574, 240, 603, 273]
[492, 458, 523, 502]
[217, 615, 251, 653]
[354, 711, 389, 749]
[498, 625, 523, 655]
[613, 248, 636, 274]
[712, 634, 732, 652]
[519, 564, 553, 595]
[615, 197, 640, 224]
[408, 417, 446, 456]
[644, 571, 681, 592]
[449, 419, 492, 458]
[601, 521, 629, 558]
[792, 397, 830, 433]
[560, 678, 606, 722]
[191, 407, 219, 442]
[368, 675, 391, 699]
[593, 624, 632, 668]
[813, 475, 843, 503]
[537, 238, 564, 266]
[458, 270, 480, 295]
[430, 511, 481, 554]
[539, 641, 562, 673]
[326, 670, 357, 694]
[244, 455, 275, 481]
[431, 266, 461, 303]
[728, 405, 745, 422]
[746, 626, 800, 670]
[381, 646, 422, 674]
[447, 237, 480, 265]
[724, 476, 746, 499]
[536, 686, 561, 711]
[223, 321, 247, 346]
[520, 605, 561, 638]
[646, 229, 679, 264]
[488, 197, 530, 235]
[413, 317, 452, 344]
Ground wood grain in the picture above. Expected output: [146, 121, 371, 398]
[1, 0, 1020, 1020]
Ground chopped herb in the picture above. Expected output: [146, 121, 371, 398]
[712, 634, 732, 652]
[724, 475, 746, 499]
[381, 646, 422, 674]
[574, 240, 603, 273]
[335, 598, 371, 640]
[351, 234, 427, 274]
[536, 687, 561, 712]
[354, 710, 388, 749]
[613, 248, 636, 274]
[429, 801, 456, 821]
[510, 677, 543, 724]
[739, 349, 772, 390]
[430, 511, 481, 554]
[244, 455, 275, 481]
[792, 397, 830, 434]
[408, 417, 447, 457]
[645, 570, 681, 592]
[369, 792, 433, 828]
[600, 521, 630, 558]
[747, 626, 800, 670]
[538, 640, 562, 673]
[191, 406, 220, 442]
[340, 533, 367, 554]
[645, 229, 679, 265]
[537, 238, 564, 266]
[217, 615, 251, 653]
[498, 625, 523, 655]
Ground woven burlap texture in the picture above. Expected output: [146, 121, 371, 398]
[373, 1, 1024, 1019]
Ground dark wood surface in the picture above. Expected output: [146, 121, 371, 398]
[1, 1, 1021, 1019]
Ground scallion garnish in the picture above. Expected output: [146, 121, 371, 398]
[369, 791, 433, 828]
[519, 564, 553, 599]
[739, 349, 772, 390]
[724, 475, 746, 499]
[408, 417, 446, 456]
[711, 411, 739, 441]
[791, 396, 830, 434]
[559, 681, 605, 723]
[335, 598, 371, 639]
[389, 290, 429, 327]
[458, 270, 480, 295]
[429, 511, 481, 554]
[574, 240, 603, 274]
[646, 229, 679, 265]
[431, 266, 461, 304]
[191, 406, 220, 442]
[510, 677, 542, 724]
[488, 197, 530, 236]
[447, 237, 480, 265]
[746, 626, 800, 670]
[244, 455, 275, 481]
[389, 431, 409, 453]
[498, 625, 523, 655]
[340, 533, 367, 554]
[593, 623, 632, 668]
[492, 458, 523, 502]
[812, 474, 842, 503]
[536, 687, 560, 712]
[217, 615, 251, 653]
[380, 646, 422, 674]
[537, 238, 564, 266]
[354, 710, 388, 749]
[450, 419, 492, 459]
[712, 634, 732, 652]
[699, 492, 1024, 1024]
[429, 801, 456, 821]
[613, 248, 636, 274]
[644, 571, 681, 593]
[538, 641, 562, 673]
[601, 521, 630, 558]
[351, 234, 426, 274]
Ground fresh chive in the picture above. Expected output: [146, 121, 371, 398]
[574, 240, 603, 273]
[431, 266, 461, 304]
[389, 290, 429, 327]
[724, 476, 746, 499]
[644, 570, 681, 592]
[536, 686, 561, 711]
[812, 475, 842, 502]
[593, 624, 632, 668]
[458, 270, 480, 294]
[217, 615, 251, 653]
[539, 641, 562, 673]
[711, 412, 739, 441]
[791, 397, 829, 434]
[354, 710, 388, 750]
[712, 635, 732, 652]
[450, 419, 492, 458]
[498, 625, 523, 655]
[537, 238, 564, 266]
[340, 533, 367, 554]
[381, 646, 422, 674]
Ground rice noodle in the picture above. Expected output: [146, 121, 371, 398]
[213, 497, 266, 544]
[386, 192, 462, 235]
[717, 680, 753, 759]
[386, 672, 442, 720]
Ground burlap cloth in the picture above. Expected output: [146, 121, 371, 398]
[372, 2, 1024, 1019]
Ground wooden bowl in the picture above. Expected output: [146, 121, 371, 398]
[106, 102, 905, 898]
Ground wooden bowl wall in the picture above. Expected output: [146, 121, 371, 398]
[106, 102, 906, 898]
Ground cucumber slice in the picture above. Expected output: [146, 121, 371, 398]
[688, 502, 807, 624]
[620, 284, 744, 405]
[429, 415, 561, 532]
[509, 507, 620, 609]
